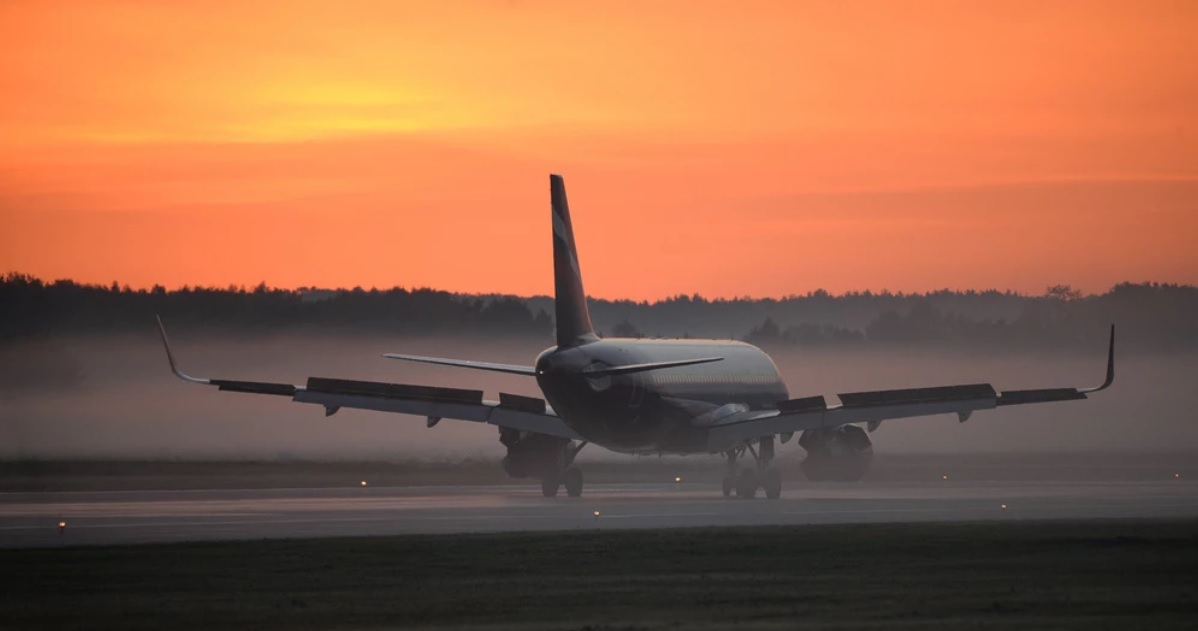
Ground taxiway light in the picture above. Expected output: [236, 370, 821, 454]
[942, 475, 949, 481]
[360, 480, 368, 487]
[674, 476, 682, 483]
[1175, 473, 1181, 479]
[593, 510, 601, 520]
[1000, 504, 1008, 510]
[58, 520, 66, 534]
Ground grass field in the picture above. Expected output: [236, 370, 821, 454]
[3, 519, 1197, 630]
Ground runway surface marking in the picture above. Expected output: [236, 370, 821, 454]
[3, 481, 1195, 548]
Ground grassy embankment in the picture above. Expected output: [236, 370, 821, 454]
[3, 519, 1197, 630]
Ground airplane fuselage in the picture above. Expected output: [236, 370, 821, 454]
[535, 338, 788, 454]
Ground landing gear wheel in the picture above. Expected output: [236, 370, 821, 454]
[735, 468, 758, 499]
[541, 472, 561, 498]
[763, 468, 782, 499]
[564, 467, 583, 497]
[721, 475, 735, 497]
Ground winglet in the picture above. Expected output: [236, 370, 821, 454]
[1082, 324, 1115, 393]
[155, 315, 211, 384]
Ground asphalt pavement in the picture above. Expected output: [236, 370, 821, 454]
[3, 478, 1195, 548]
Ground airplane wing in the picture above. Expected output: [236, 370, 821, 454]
[704, 325, 1115, 452]
[156, 317, 582, 441]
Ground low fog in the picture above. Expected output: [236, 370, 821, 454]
[2, 331, 1196, 461]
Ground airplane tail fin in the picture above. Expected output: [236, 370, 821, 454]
[550, 174, 597, 348]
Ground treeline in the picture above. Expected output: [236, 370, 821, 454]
[0, 274, 552, 340]
[3, 273, 1196, 353]
[743, 283, 1197, 353]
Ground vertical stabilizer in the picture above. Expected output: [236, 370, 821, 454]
[550, 174, 597, 347]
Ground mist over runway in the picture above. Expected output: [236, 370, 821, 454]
[4, 477, 1195, 548]
[6, 333, 1198, 461]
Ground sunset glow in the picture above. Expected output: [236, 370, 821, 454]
[3, 0, 1196, 300]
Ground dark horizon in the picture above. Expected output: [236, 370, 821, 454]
[4, 272, 1196, 355]
[7, 270, 1193, 302]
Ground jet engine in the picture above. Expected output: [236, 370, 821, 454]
[499, 428, 572, 479]
[797, 424, 874, 482]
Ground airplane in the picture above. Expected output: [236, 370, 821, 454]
[157, 174, 1115, 499]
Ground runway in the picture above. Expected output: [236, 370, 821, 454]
[3, 478, 1195, 548]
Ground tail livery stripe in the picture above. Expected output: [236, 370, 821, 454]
[550, 174, 597, 347]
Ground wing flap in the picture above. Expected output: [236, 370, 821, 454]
[997, 387, 1088, 406]
[498, 392, 548, 414]
[294, 389, 491, 421]
[306, 377, 484, 404]
[777, 395, 827, 413]
[212, 380, 297, 397]
[838, 383, 996, 407]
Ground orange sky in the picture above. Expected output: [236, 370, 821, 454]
[2, 0, 1196, 300]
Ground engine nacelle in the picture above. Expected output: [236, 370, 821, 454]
[499, 428, 572, 479]
[798, 424, 874, 482]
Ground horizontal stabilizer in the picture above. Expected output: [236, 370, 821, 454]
[382, 353, 537, 376]
[583, 357, 723, 377]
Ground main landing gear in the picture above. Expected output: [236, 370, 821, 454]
[499, 429, 589, 498]
[540, 441, 588, 498]
[721, 436, 782, 500]
[542, 464, 585, 498]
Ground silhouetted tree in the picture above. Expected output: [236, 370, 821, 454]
[1045, 284, 1083, 301]
[611, 319, 643, 338]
